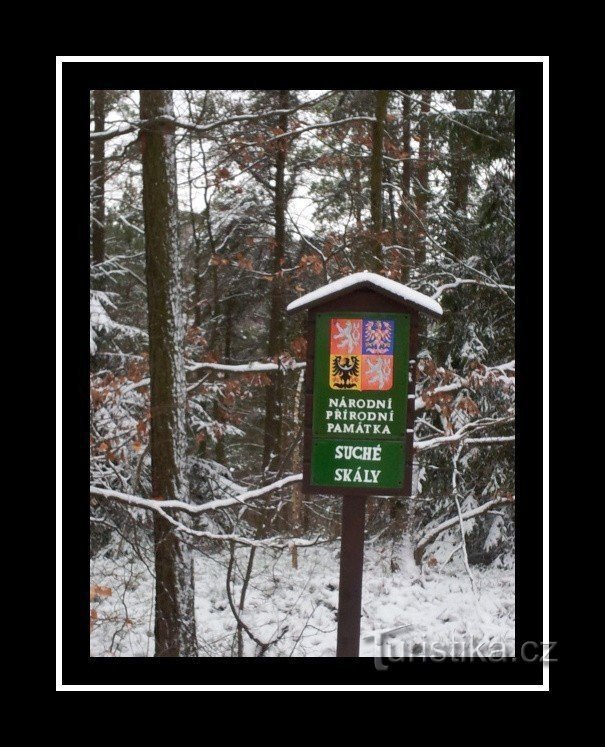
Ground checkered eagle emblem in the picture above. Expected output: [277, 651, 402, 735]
[329, 318, 394, 391]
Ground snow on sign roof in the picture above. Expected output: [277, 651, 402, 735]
[286, 271, 443, 318]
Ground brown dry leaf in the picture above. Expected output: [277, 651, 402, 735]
[456, 396, 480, 417]
[419, 359, 437, 377]
[90, 388, 104, 405]
[290, 335, 307, 359]
[246, 372, 272, 387]
[90, 585, 112, 601]
[299, 254, 323, 275]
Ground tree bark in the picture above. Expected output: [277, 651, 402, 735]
[368, 90, 388, 272]
[91, 90, 106, 266]
[214, 298, 233, 465]
[439, 90, 476, 365]
[290, 368, 306, 567]
[400, 91, 412, 281]
[262, 90, 289, 474]
[414, 90, 431, 268]
[140, 89, 198, 657]
[447, 89, 475, 260]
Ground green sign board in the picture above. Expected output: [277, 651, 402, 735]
[310, 311, 411, 492]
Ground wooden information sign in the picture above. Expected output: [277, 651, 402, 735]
[287, 272, 442, 656]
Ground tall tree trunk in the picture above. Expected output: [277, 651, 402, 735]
[400, 91, 412, 281]
[262, 90, 289, 474]
[439, 90, 476, 366]
[368, 90, 389, 272]
[388, 93, 411, 523]
[385, 161, 398, 275]
[214, 298, 233, 465]
[91, 90, 106, 266]
[447, 89, 475, 260]
[414, 90, 431, 268]
[290, 368, 306, 568]
[140, 89, 198, 657]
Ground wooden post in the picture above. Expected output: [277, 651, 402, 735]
[286, 272, 443, 659]
[336, 495, 367, 657]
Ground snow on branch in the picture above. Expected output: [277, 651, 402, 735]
[415, 382, 463, 411]
[490, 360, 515, 374]
[89, 122, 137, 142]
[145, 505, 319, 550]
[90, 290, 145, 355]
[263, 117, 376, 144]
[414, 360, 515, 412]
[415, 429, 514, 452]
[120, 358, 307, 394]
[172, 90, 338, 135]
[90, 473, 303, 517]
[414, 415, 514, 452]
[89, 473, 327, 549]
[397, 90, 502, 144]
[431, 278, 516, 300]
[414, 495, 515, 562]
[187, 360, 306, 374]
[121, 354, 513, 407]
[89, 91, 338, 142]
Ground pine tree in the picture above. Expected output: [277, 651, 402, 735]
[263, 90, 290, 474]
[399, 90, 413, 281]
[447, 89, 475, 260]
[368, 90, 388, 271]
[91, 90, 106, 267]
[414, 90, 431, 268]
[140, 89, 198, 657]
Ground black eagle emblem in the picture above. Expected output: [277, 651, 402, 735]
[332, 355, 360, 388]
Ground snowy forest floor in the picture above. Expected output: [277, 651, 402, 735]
[90, 541, 514, 658]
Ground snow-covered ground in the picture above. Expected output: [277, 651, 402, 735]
[90, 542, 514, 658]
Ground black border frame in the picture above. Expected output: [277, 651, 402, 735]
[61, 61, 545, 686]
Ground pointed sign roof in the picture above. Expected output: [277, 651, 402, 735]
[286, 271, 443, 319]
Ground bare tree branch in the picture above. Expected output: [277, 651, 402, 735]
[414, 495, 515, 563]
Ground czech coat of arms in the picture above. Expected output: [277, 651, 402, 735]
[329, 318, 394, 391]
